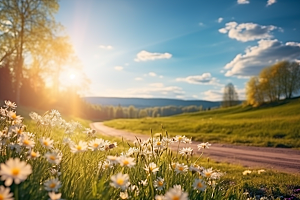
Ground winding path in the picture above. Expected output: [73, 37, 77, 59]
[90, 122, 300, 174]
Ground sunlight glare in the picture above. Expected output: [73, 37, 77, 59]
[69, 74, 76, 80]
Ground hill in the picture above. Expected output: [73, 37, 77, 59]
[82, 97, 221, 109]
[103, 97, 300, 148]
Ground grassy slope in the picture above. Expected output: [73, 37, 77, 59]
[104, 98, 300, 148]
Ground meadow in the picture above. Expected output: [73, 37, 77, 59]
[104, 98, 300, 149]
[0, 100, 300, 200]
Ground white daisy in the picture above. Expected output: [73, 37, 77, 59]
[45, 152, 62, 165]
[44, 178, 62, 192]
[175, 163, 188, 174]
[110, 172, 130, 191]
[197, 142, 211, 150]
[0, 158, 32, 186]
[40, 137, 54, 149]
[118, 156, 136, 168]
[70, 141, 88, 153]
[192, 178, 206, 191]
[164, 185, 188, 200]
[0, 185, 14, 200]
[153, 177, 165, 190]
[144, 162, 159, 174]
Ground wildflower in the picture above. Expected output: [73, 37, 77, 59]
[140, 179, 148, 186]
[170, 162, 178, 170]
[19, 134, 35, 149]
[70, 141, 88, 153]
[189, 163, 203, 173]
[110, 172, 130, 191]
[40, 137, 54, 149]
[126, 147, 139, 156]
[62, 137, 73, 145]
[27, 150, 40, 159]
[197, 142, 211, 150]
[4, 101, 17, 110]
[193, 178, 207, 191]
[164, 185, 189, 200]
[48, 192, 62, 200]
[84, 128, 96, 137]
[44, 178, 62, 192]
[0, 185, 14, 200]
[201, 168, 213, 178]
[88, 138, 104, 151]
[107, 155, 119, 165]
[144, 162, 159, 174]
[173, 135, 186, 143]
[154, 177, 165, 190]
[120, 191, 129, 199]
[175, 163, 188, 174]
[155, 195, 165, 200]
[179, 147, 193, 156]
[242, 170, 252, 175]
[257, 169, 266, 174]
[45, 152, 62, 165]
[118, 156, 136, 168]
[50, 169, 61, 177]
[7, 111, 23, 124]
[0, 158, 32, 186]
[98, 160, 112, 170]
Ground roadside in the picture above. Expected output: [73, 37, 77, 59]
[91, 122, 300, 174]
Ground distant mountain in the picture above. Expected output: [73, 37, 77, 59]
[82, 97, 221, 109]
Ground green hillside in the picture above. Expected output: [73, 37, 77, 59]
[104, 97, 300, 148]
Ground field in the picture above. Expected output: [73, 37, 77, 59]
[0, 101, 300, 200]
[104, 98, 300, 148]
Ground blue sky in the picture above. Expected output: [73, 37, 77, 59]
[55, 0, 300, 101]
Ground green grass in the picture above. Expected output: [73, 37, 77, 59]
[104, 98, 300, 148]
[1, 103, 299, 200]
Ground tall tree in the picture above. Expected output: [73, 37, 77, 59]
[222, 83, 239, 107]
[0, 0, 60, 104]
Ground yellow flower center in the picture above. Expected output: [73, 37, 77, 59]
[178, 137, 182, 141]
[50, 183, 56, 188]
[93, 143, 98, 148]
[49, 155, 56, 161]
[197, 182, 203, 188]
[117, 178, 124, 186]
[157, 142, 161, 145]
[11, 167, 20, 176]
[149, 167, 153, 172]
[23, 140, 30, 145]
[172, 196, 180, 200]
[205, 172, 211, 177]
[178, 166, 184, 171]
[158, 181, 163, 186]
[11, 113, 17, 119]
[77, 146, 82, 151]
[0, 194, 4, 200]
[31, 151, 37, 157]
[43, 141, 49, 146]
[18, 129, 22, 134]
[123, 160, 129, 165]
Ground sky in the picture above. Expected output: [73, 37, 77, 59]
[55, 0, 300, 101]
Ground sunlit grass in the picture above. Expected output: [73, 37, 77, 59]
[104, 98, 300, 148]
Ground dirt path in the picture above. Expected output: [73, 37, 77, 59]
[90, 122, 300, 174]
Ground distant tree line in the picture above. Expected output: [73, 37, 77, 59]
[246, 61, 300, 107]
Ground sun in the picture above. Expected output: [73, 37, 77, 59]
[69, 74, 76, 80]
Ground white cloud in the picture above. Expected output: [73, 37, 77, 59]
[105, 84, 185, 98]
[237, 0, 249, 4]
[99, 45, 113, 50]
[176, 73, 220, 85]
[202, 87, 245, 101]
[217, 18, 223, 23]
[159, 75, 164, 78]
[237, 0, 250, 4]
[134, 50, 172, 62]
[266, 0, 276, 6]
[135, 77, 143, 81]
[149, 72, 157, 77]
[219, 22, 278, 42]
[224, 39, 300, 77]
[114, 66, 123, 71]
[149, 83, 164, 87]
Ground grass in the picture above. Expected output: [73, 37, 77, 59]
[103, 98, 300, 148]
[0, 102, 299, 199]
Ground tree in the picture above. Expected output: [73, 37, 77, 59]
[0, 0, 66, 104]
[222, 83, 239, 107]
